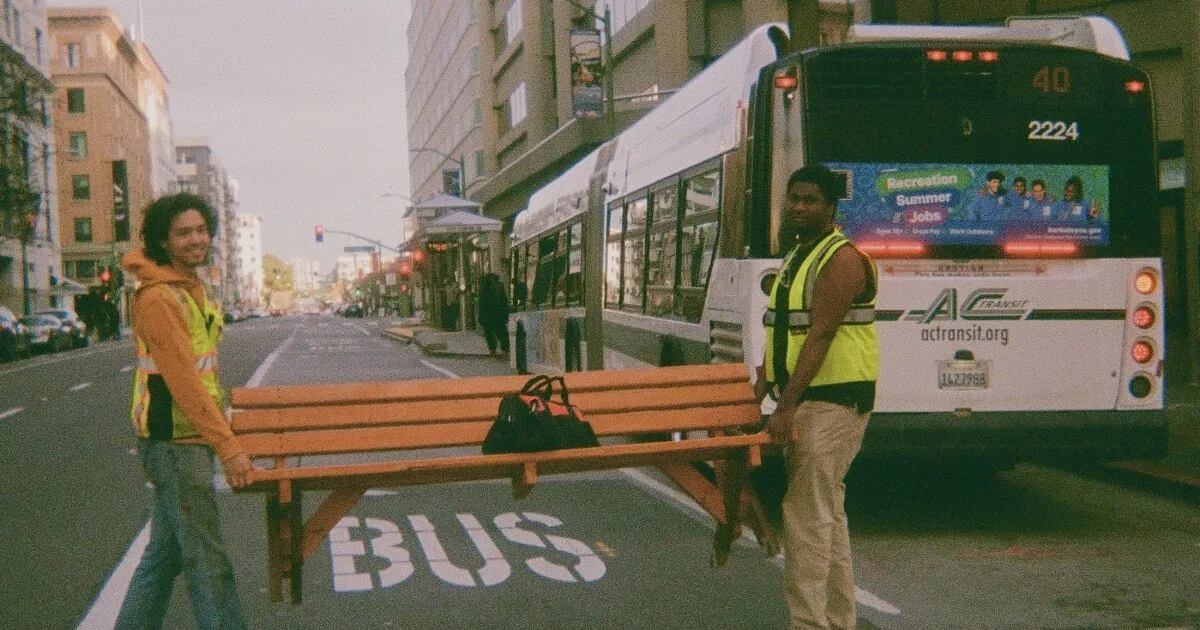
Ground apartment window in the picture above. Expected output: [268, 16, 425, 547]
[508, 82, 527, 128]
[67, 88, 85, 113]
[74, 218, 93, 243]
[72, 174, 90, 200]
[12, 8, 18, 44]
[2, 0, 9, 39]
[469, 46, 480, 74]
[35, 28, 42, 64]
[471, 98, 482, 125]
[504, 1, 523, 45]
[72, 260, 96, 280]
[68, 132, 87, 159]
[66, 42, 80, 69]
[474, 150, 485, 179]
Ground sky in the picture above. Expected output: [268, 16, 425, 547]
[46, 0, 413, 274]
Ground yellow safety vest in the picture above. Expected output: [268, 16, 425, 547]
[764, 231, 879, 390]
[130, 286, 225, 440]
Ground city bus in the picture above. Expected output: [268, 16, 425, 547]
[508, 17, 1166, 464]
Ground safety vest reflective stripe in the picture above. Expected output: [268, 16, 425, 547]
[800, 235, 849, 312]
[135, 351, 218, 374]
[762, 306, 877, 329]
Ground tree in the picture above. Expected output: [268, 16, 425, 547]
[261, 254, 294, 308]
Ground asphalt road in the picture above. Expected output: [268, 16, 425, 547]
[2, 314, 1198, 629]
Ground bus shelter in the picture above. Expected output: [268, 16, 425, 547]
[409, 195, 501, 331]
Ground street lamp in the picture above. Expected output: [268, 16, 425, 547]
[410, 146, 467, 198]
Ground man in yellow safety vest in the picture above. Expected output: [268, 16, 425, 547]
[757, 164, 879, 630]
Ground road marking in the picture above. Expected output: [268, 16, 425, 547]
[0, 340, 131, 377]
[70, 382, 92, 391]
[246, 328, 297, 387]
[619, 468, 902, 617]
[420, 360, 461, 379]
[120, 366, 133, 373]
[0, 407, 24, 420]
[78, 521, 150, 630]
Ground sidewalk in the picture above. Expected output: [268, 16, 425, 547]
[383, 321, 494, 357]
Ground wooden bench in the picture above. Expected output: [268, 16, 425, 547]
[230, 363, 775, 603]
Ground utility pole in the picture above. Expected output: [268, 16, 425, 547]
[1184, 0, 1200, 383]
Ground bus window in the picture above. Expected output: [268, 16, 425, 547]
[622, 198, 648, 312]
[551, 229, 569, 306]
[565, 221, 583, 306]
[511, 245, 527, 310]
[531, 232, 560, 307]
[605, 205, 623, 308]
[647, 186, 679, 317]
[678, 170, 721, 321]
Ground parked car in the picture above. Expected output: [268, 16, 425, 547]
[342, 304, 364, 318]
[34, 308, 88, 348]
[20, 314, 72, 354]
[0, 306, 31, 361]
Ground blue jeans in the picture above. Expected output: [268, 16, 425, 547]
[115, 440, 247, 630]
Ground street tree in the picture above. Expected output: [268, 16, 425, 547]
[262, 254, 294, 309]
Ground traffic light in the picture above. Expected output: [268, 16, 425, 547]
[354, 287, 362, 297]
[410, 249, 425, 264]
[397, 261, 412, 276]
[315, 225, 325, 243]
[399, 283, 410, 294]
[99, 267, 112, 284]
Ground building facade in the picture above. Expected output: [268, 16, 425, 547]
[1, 0, 60, 315]
[48, 7, 155, 320]
[235, 213, 262, 308]
[136, 42, 173, 198]
[288, 257, 320, 295]
[173, 139, 240, 307]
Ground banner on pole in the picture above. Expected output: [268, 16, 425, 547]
[570, 27, 604, 119]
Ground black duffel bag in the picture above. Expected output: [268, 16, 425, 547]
[481, 375, 599, 454]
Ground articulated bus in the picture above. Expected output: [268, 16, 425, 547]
[508, 17, 1166, 464]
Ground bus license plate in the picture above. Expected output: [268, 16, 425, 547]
[938, 361, 990, 390]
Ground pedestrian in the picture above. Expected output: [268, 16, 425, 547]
[115, 193, 257, 630]
[757, 164, 879, 630]
[478, 272, 510, 356]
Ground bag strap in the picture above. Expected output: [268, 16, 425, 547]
[547, 376, 570, 406]
[521, 375, 553, 396]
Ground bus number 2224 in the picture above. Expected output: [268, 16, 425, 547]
[1027, 120, 1079, 142]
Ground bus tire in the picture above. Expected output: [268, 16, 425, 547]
[659, 334, 685, 367]
[564, 318, 583, 372]
[514, 322, 529, 375]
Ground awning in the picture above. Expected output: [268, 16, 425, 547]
[405, 193, 482, 218]
[51, 278, 89, 296]
[422, 210, 502, 236]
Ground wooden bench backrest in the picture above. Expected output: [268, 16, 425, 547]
[230, 363, 759, 458]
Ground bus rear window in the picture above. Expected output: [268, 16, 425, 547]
[832, 162, 1111, 247]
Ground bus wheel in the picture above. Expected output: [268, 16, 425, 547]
[564, 317, 582, 372]
[514, 323, 529, 374]
[659, 334, 685, 367]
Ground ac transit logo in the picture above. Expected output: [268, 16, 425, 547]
[905, 288, 1029, 323]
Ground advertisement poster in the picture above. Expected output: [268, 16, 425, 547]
[830, 162, 1111, 246]
[569, 28, 604, 119]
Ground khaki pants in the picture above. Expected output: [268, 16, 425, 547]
[781, 401, 870, 630]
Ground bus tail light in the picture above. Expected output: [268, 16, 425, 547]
[1128, 373, 1153, 398]
[978, 50, 1000, 62]
[1003, 241, 1078, 256]
[857, 241, 926, 257]
[1134, 269, 1157, 295]
[952, 50, 973, 62]
[1132, 305, 1156, 329]
[926, 50, 947, 62]
[774, 74, 799, 90]
[1130, 339, 1154, 364]
[1125, 80, 1146, 94]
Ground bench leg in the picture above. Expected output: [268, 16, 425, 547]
[711, 452, 749, 568]
[287, 490, 304, 604]
[265, 493, 283, 603]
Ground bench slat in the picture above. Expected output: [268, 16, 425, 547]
[238, 404, 761, 458]
[232, 381, 756, 433]
[232, 363, 751, 408]
[243, 433, 769, 491]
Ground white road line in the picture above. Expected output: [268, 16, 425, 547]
[245, 328, 297, 387]
[119, 366, 133, 373]
[619, 468, 902, 617]
[420, 360, 461, 379]
[77, 521, 150, 630]
[69, 382, 92, 392]
[0, 407, 24, 420]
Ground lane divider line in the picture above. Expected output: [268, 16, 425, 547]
[70, 382, 92, 392]
[76, 521, 151, 629]
[0, 407, 24, 420]
[420, 359, 461, 380]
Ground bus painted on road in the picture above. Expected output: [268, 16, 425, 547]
[508, 17, 1166, 464]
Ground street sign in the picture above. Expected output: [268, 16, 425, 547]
[344, 245, 376, 253]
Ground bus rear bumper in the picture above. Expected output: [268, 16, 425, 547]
[859, 409, 1168, 464]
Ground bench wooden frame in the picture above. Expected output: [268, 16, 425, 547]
[231, 363, 775, 603]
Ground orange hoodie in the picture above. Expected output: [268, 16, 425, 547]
[122, 249, 243, 462]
